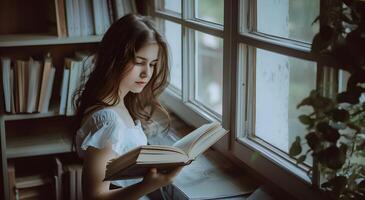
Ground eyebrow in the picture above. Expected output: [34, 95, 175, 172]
[136, 56, 158, 62]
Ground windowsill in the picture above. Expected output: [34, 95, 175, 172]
[147, 112, 259, 199]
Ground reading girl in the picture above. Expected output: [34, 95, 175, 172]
[74, 14, 182, 200]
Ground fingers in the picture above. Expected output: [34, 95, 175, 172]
[165, 166, 183, 178]
[150, 168, 157, 174]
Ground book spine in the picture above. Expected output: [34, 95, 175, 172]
[59, 68, 70, 115]
[55, 0, 68, 37]
[10, 68, 15, 113]
[66, 60, 80, 116]
[1, 57, 11, 112]
[38, 56, 52, 113]
[85, 0, 95, 35]
[73, 0, 81, 36]
[65, 0, 75, 36]
[40, 67, 56, 113]
[92, 0, 104, 35]
[26, 59, 36, 113]
[114, 0, 125, 19]
[101, 0, 111, 33]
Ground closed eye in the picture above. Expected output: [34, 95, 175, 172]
[150, 63, 157, 68]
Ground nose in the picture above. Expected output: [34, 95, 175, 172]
[139, 64, 151, 78]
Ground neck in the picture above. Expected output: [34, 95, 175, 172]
[119, 88, 128, 100]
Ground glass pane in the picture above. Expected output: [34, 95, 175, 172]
[338, 70, 350, 93]
[163, 0, 181, 13]
[254, 48, 316, 164]
[256, 0, 319, 43]
[164, 20, 182, 91]
[195, 31, 223, 115]
[195, 0, 224, 25]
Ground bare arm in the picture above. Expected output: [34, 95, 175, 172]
[83, 141, 182, 200]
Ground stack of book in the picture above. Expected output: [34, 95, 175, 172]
[1, 51, 95, 115]
[59, 51, 95, 116]
[7, 157, 83, 200]
[55, 0, 137, 37]
[1, 54, 55, 114]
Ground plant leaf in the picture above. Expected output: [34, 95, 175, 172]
[317, 122, 340, 143]
[359, 179, 365, 194]
[298, 115, 313, 125]
[296, 155, 306, 164]
[297, 97, 313, 108]
[289, 137, 302, 157]
[324, 145, 347, 170]
[322, 176, 348, 196]
[332, 109, 350, 122]
[306, 132, 321, 152]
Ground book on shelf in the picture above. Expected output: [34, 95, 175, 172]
[64, 57, 82, 116]
[63, 51, 95, 116]
[104, 121, 228, 181]
[26, 58, 42, 113]
[63, 163, 83, 200]
[79, 0, 95, 36]
[59, 68, 70, 115]
[92, 0, 111, 35]
[7, 162, 16, 200]
[54, 0, 67, 37]
[37, 53, 56, 113]
[14, 60, 27, 113]
[1, 57, 12, 113]
[113, 0, 137, 20]
[101, 0, 111, 34]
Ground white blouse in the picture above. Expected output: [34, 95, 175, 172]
[75, 107, 148, 188]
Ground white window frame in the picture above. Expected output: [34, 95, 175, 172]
[153, 0, 228, 141]
[152, 0, 337, 199]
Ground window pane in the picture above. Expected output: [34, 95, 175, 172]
[256, 0, 319, 43]
[254, 48, 316, 164]
[195, 31, 223, 115]
[338, 70, 350, 93]
[163, 0, 181, 13]
[164, 20, 182, 91]
[195, 0, 224, 25]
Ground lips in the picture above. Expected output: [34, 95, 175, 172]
[135, 81, 147, 85]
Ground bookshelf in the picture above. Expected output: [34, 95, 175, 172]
[0, 35, 102, 47]
[0, 0, 139, 199]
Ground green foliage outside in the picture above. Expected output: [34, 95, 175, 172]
[289, 1, 365, 199]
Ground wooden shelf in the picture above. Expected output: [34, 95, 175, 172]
[0, 34, 103, 47]
[5, 116, 74, 159]
[6, 129, 73, 159]
[2, 103, 68, 121]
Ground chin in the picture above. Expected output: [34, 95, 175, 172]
[130, 88, 144, 93]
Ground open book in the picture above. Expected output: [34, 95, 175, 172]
[104, 121, 228, 181]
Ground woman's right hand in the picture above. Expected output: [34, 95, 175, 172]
[141, 166, 183, 191]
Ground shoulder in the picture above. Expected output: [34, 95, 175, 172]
[83, 107, 120, 127]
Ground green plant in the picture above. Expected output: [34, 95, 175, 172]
[289, 1, 365, 199]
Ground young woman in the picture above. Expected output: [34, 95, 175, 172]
[74, 14, 182, 200]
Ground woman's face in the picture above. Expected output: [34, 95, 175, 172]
[119, 43, 159, 96]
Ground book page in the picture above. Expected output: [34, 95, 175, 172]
[188, 128, 227, 159]
[172, 121, 221, 155]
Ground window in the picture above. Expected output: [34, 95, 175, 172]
[195, 0, 224, 25]
[195, 31, 223, 115]
[253, 0, 319, 43]
[154, 0, 224, 122]
[161, 20, 182, 92]
[235, 0, 321, 186]
[152, 0, 335, 199]
[238, 46, 316, 166]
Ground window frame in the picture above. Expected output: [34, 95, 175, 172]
[154, 0, 227, 130]
[152, 0, 335, 199]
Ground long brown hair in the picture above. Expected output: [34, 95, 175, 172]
[74, 14, 170, 132]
